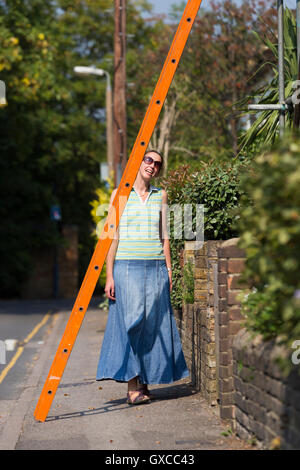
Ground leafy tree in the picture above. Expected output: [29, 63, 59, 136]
[127, 0, 277, 170]
[0, 0, 70, 296]
[0, 0, 158, 297]
[174, 0, 276, 161]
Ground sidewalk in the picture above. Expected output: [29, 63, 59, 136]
[0, 300, 254, 450]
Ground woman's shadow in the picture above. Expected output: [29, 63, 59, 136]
[45, 380, 197, 422]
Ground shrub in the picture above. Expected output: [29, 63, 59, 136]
[236, 134, 300, 346]
[182, 260, 195, 304]
[159, 158, 248, 308]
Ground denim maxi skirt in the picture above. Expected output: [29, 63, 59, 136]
[96, 259, 189, 384]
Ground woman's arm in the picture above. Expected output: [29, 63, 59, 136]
[104, 189, 119, 300]
[160, 189, 172, 291]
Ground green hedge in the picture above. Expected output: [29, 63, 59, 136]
[235, 135, 300, 347]
[159, 158, 248, 309]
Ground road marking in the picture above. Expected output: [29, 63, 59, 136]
[22, 313, 51, 345]
[0, 312, 51, 385]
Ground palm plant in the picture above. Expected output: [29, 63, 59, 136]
[238, 8, 297, 151]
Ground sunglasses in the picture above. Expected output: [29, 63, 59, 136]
[143, 155, 162, 171]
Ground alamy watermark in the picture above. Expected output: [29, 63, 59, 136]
[291, 340, 300, 365]
[292, 81, 300, 105]
[95, 201, 204, 249]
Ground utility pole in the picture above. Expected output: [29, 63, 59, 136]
[277, 0, 285, 135]
[113, 0, 127, 186]
[294, 0, 300, 128]
[104, 72, 114, 177]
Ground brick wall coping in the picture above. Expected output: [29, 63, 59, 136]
[232, 328, 290, 377]
[220, 237, 240, 248]
[219, 237, 245, 259]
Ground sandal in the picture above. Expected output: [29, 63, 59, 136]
[127, 390, 150, 405]
[138, 384, 151, 398]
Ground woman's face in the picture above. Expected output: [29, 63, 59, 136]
[139, 152, 162, 181]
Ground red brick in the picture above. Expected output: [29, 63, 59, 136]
[219, 392, 233, 406]
[227, 274, 248, 290]
[219, 325, 228, 339]
[218, 285, 227, 298]
[218, 312, 228, 325]
[195, 279, 207, 291]
[227, 259, 245, 274]
[194, 268, 208, 279]
[218, 299, 227, 312]
[228, 306, 243, 322]
[228, 321, 243, 336]
[195, 244, 207, 256]
[218, 245, 245, 259]
[219, 377, 234, 393]
[219, 365, 231, 378]
[228, 290, 243, 306]
[220, 405, 234, 420]
[220, 352, 230, 366]
[218, 272, 227, 285]
[218, 259, 227, 273]
[196, 257, 207, 268]
[220, 338, 229, 352]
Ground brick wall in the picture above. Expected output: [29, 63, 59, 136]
[233, 329, 300, 449]
[21, 225, 78, 299]
[174, 237, 300, 448]
[217, 238, 247, 420]
[173, 237, 247, 413]
[174, 240, 223, 405]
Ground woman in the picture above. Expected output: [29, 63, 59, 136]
[96, 150, 189, 405]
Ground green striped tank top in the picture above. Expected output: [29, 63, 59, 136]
[115, 185, 165, 260]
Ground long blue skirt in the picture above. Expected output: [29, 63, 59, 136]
[96, 259, 189, 384]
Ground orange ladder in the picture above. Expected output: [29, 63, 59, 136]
[34, 0, 203, 422]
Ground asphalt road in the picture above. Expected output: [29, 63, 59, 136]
[0, 298, 101, 402]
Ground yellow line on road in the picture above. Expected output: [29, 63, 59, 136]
[0, 312, 51, 385]
[0, 346, 24, 385]
[23, 312, 51, 345]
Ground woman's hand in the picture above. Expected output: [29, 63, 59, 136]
[168, 270, 172, 292]
[105, 276, 116, 300]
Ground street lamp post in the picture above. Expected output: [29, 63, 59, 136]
[73, 66, 114, 180]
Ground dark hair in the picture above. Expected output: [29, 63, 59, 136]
[145, 149, 164, 175]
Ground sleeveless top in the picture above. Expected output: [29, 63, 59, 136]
[115, 185, 165, 260]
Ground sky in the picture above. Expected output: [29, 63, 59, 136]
[148, 0, 180, 15]
[148, 0, 296, 16]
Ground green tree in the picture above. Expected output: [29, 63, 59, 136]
[0, 0, 158, 296]
[127, 0, 277, 170]
[174, 0, 276, 162]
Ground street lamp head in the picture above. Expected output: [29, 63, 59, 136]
[73, 66, 105, 77]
